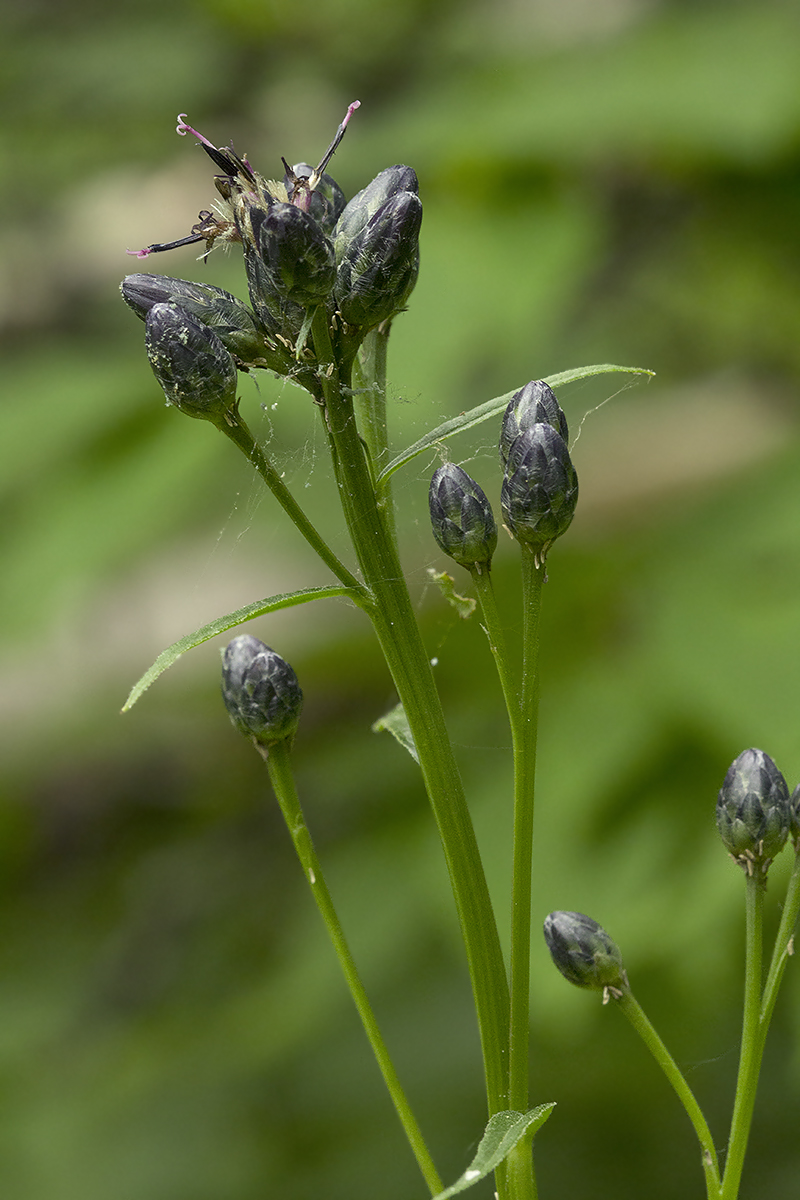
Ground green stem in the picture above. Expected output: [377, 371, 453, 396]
[470, 566, 526, 1200]
[262, 737, 444, 1196]
[352, 323, 398, 547]
[503, 550, 546, 1200]
[470, 560, 540, 1200]
[616, 989, 721, 1197]
[311, 307, 511, 1125]
[721, 875, 765, 1200]
[759, 848, 800, 1031]
[510, 551, 545, 1108]
[217, 409, 366, 597]
[469, 567, 522, 738]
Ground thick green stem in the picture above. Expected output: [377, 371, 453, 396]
[217, 409, 366, 597]
[721, 875, 765, 1200]
[311, 307, 511, 1126]
[616, 990, 721, 1197]
[263, 738, 443, 1195]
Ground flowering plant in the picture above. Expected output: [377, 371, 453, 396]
[119, 106, 798, 1200]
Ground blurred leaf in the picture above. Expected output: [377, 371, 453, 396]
[374, 5, 800, 170]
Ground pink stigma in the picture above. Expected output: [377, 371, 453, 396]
[343, 100, 361, 128]
[176, 114, 216, 150]
[126, 247, 153, 258]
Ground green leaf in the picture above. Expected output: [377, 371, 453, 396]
[377, 364, 654, 484]
[427, 569, 477, 619]
[372, 702, 418, 763]
[122, 585, 361, 711]
[431, 1106, 556, 1200]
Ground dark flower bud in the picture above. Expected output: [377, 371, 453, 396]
[716, 748, 790, 876]
[144, 302, 237, 421]
[429, 464, 497, 570]
[790, 783, 800, 851]
[334, 190, 422, 328]
[221, 635, 303, 747]
[501, 424, 578, 557]
[333, 165, 419, 257]
[544, 911, 627, 995]
[122, 273, 269, 364]
[250, 201, 336, 309]
[499, 380, 569, 467]
[240, 235, 301, 338]
[284, 163, 346, 234]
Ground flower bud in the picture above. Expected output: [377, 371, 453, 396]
[144, 302, 238, 421]
[122, 273, 269, 365]
[716, 748, 790, 876]
[789, 783, 800, 851]
[501, 423, 578, 557]
[544, 911, 627, 996]
[240, 236, 301, 338]
[334, 190, 422, 328]
[429, 464, 497, 570]
[333, 165, 419, 257]
[284, 163, 346, 234]
[499, 380, 569, 467]
[221, 635, 303, 747]
[250, 201, 336, 309]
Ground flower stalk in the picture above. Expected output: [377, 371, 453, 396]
[310, 304, 512, 1126]
[263, 736, 444, 1196]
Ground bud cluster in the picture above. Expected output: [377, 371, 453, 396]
[122, 105, 422, 406]
[500, 381, 578, 560]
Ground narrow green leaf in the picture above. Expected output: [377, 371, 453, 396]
[431, 1105, 556, 1200]
[372, 702, 419, 763]
[428, 568, 477, 619]
[377, 364, 654, 484]
[122, 585, 361, 711]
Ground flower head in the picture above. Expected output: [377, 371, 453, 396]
[128, 104, 361, 263]
[122, 103, 422, 377]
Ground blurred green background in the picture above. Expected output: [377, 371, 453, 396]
[2, 0, 800, 1196]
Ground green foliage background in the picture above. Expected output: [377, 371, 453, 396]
[2, 0, 800, 1196]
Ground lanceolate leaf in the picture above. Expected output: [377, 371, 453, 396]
[122, 585, 362, 711]
[431, 1106, 556, 1200]
[377, 363, 654, 484]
